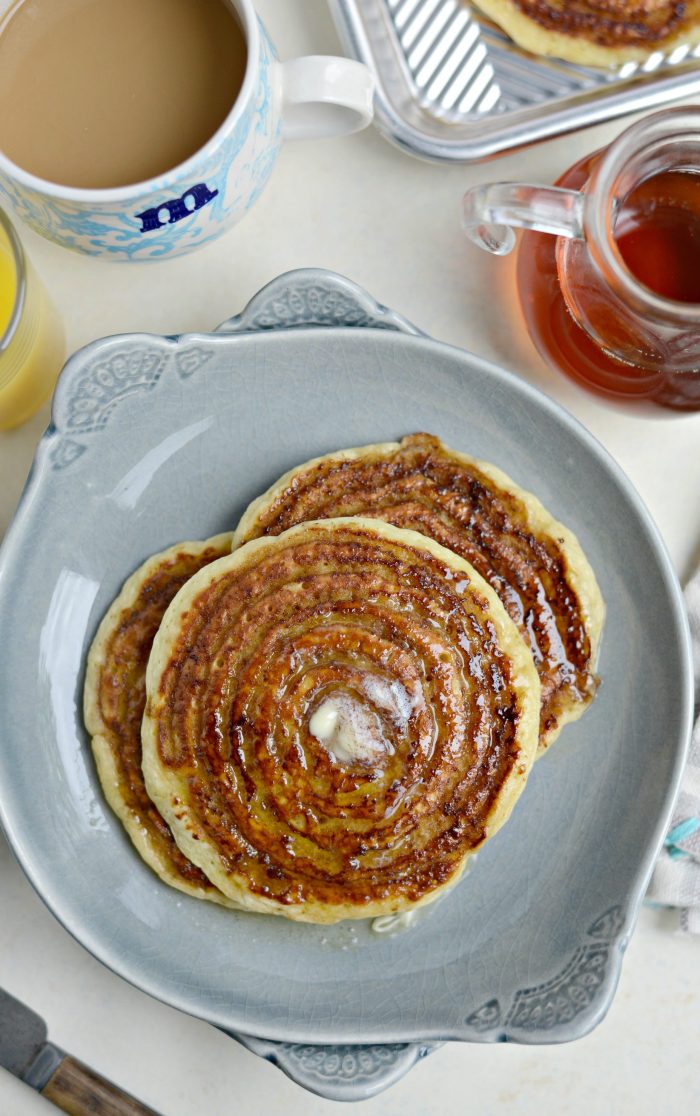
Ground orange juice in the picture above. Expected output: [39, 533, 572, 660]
[0, 223, 15, 338]
[0, 213, 64, 429]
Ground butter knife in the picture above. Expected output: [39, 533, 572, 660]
[0, 986, 160, 1116]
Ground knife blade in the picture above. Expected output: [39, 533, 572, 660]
[0, 986, 161, 1116]
[0, 986, 46, 1079]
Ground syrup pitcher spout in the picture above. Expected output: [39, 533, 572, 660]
[462, 182, 585, 255]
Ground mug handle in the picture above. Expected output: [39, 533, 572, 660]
[277, 56, 374, 140]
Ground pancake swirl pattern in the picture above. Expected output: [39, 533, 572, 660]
[84, 535, 240, 906]
[470, 0, 700, 65]
[141, 518, 540, 924]
[233, 434, 604, 753]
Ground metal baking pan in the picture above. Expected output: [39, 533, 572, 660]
[328, 0, 700, 161]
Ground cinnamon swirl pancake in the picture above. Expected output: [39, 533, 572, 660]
[84, 534, 240, 906]
[141, 518, 541, 924]
[234, 434, 604, 753]
[470, 0, 700, 66]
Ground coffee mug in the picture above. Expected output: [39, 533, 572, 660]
[0, 0, 374, 261]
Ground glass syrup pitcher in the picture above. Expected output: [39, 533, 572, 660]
[462, 108, 700, 411]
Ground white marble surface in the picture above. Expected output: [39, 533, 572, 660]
[1, 2, 699, 1113]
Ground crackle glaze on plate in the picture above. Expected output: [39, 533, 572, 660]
[0, 271, 692, 1101]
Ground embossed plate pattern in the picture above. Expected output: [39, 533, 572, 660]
[328, 0, 700, 161]
[0, 271, 692, 1100]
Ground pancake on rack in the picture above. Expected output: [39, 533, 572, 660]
[469, 0, 700, 66]
[234, 433, 604, 753]
[84, 534, 240, 907]
[141, 518, 541, 924]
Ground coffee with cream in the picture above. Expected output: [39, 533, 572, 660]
[0, 0, 247, 189]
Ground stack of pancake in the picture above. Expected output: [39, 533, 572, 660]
[469, 0, 700, 66]
[84, 433, 604, 925]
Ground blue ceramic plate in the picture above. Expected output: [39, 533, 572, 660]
[0, 271, 692, 1101]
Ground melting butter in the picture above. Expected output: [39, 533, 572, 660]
[309, 695, 390, 765]
[371, 910, 419, 935]
[370, 856, 478, 935]
[308, 702, 339, 741]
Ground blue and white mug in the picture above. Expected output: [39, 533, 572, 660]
[0, 0, 374, 260]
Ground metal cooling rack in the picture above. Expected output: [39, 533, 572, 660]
[328, 0, 700, 161]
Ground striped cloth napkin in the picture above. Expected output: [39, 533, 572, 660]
[647, 572, 700, 932]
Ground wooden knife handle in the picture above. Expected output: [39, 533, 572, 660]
[41, 1054, 160, 1116]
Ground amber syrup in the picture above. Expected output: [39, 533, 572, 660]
[517, 154, 700, 408]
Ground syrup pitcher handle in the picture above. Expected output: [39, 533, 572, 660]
[277, 57, 375, 140]
[462, 183, 585, 255]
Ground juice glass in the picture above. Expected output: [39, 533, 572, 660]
[462, 108, 700, 411]
[0, 208, 64, 430]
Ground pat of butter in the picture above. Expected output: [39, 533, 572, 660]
[309, 695, 389, 765]
[309, 702, 340, 742]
